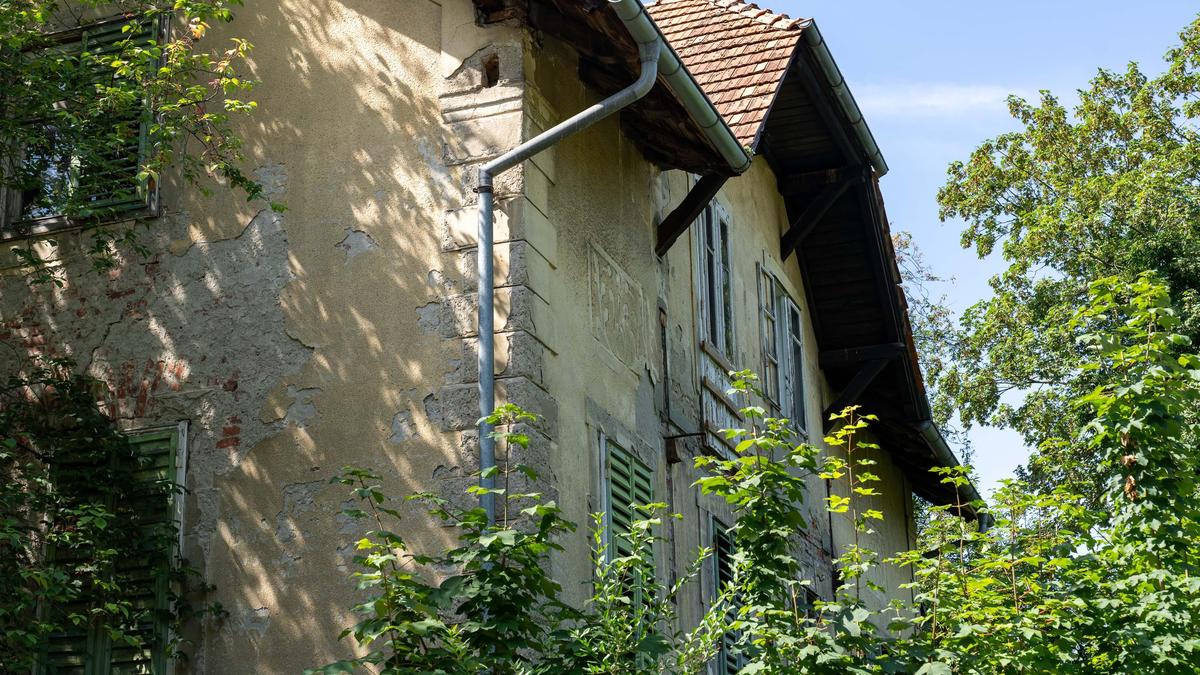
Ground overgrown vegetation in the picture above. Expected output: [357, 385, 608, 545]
[313, 277, 1200, 673]
[0, 0, 265, 283]
[0, 358, 220, 674]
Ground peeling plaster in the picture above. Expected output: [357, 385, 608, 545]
[388, 408, 416, 443]
[334, 228, 380, 258]
[240, 607, 272, 638]
[283, 386, 322, 428]
[275, 480, 323, 545]
[415, 301, 443, 335]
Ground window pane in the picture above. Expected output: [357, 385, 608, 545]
[18, 126, 76, 220]
[788, 304, 806, 430]
[719, 218, 733, 355]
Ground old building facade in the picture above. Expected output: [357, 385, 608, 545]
[0, 0, 981, 672]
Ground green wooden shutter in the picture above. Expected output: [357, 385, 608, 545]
[39, 429, 178, 675]
[712, 520, 746, 675]
[73, 17, 155, 218]
[605, 441, 653, 559]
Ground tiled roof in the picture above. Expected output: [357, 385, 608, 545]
[648, 0, 809, 149]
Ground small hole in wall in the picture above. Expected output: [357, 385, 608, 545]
[483, 54, 500, 88]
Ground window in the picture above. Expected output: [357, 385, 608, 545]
[784, 301, 807, 431]
[699, 204, 734, 359]
[801, 586, 822, 619]
[2, 15, 160, 239]
[39, 428, 181, 675]
[758, 271, 807, 432]
[604, 439, 654, 559]
[758, 267, 780, 407]
[712, 519, 746, 675]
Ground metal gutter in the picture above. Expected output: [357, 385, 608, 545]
[801, 20, 889, 177]
[475, 1, 658, 525]
[615, 1, 754, 174]
[917, 420, 992, 530]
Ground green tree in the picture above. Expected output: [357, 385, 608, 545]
[935, 14, 1200, 499]
[889, 274, 1200, 674]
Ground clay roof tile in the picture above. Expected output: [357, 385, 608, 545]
[648, 0, 807, 148]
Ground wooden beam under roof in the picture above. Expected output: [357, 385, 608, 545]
[823, 358, 890, 431]
[655, 174, 728, 257]
[819, 342, 906, 370]
[780, 169, 864, 259]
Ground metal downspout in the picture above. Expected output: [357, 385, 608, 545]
[475, 6, 662, 525]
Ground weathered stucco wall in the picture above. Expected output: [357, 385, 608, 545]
[0, 1, 534, 672]
[1, 3, 916, 671]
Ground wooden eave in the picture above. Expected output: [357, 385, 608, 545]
[764, 45, 982, 517]
[519, 0, 740, 176]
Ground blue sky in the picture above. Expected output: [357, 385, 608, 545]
[767, 1, 1199, 496]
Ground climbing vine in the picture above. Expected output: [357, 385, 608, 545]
[0, 0, 267, 284]
[0, 357, 221, 674]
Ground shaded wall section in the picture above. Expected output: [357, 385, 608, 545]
[0, 0, 529, 671]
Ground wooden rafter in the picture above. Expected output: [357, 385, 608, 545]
[780, 170, 862, 259]
[655, 174, 728, 257]
[818, 342, 906, 370]
[823, 357, 890, 431]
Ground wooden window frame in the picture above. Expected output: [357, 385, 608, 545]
[698, 202, 735, 361]
[784, 299, 807, 432]
[757, 264, 781, 409]
[758, 269, 808, 434]
[1, 13, 167, 241]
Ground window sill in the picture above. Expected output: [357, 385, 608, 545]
[1, 204, 159, 242]
[699, 339, 737, 373]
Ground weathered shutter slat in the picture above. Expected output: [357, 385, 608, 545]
[38, 429, 176, 675]
[712, 521, 747, 675]
[606, 443, 652, 558]
[74, 17, 153, 218]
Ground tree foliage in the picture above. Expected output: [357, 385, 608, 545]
[0, 358, 219, 674]
[934, 13, 1200, 498]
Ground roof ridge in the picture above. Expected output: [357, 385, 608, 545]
[658, 0, 809, 31]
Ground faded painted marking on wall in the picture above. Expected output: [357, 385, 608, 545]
[588, 241, 645, 371]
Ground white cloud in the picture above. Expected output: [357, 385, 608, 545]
[853, 83, 1032, 117]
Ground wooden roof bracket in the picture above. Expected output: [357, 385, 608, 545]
[822, 357, 891, 432]
[780, 167, 866, 260]
[818, 342, 906, 370]
[655, 173, 728, 257]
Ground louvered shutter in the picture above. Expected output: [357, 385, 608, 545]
[38, 430, 177, 675]
[73, 17, 155, 218]
[605, 441, 653, 559]
[712, 521, 747, 675]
